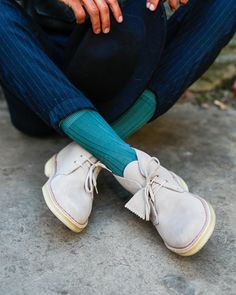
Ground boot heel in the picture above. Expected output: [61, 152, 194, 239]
[44, 156, 56, 178]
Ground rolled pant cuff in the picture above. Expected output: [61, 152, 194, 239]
[49, 98, 96, 133]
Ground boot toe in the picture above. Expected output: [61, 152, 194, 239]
[159, 194, 215, 254]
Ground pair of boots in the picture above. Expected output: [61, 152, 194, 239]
[42, 143, 215, 256]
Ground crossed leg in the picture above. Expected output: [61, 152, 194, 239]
[4, 0, 235, 139]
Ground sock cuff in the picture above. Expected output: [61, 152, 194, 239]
[142, 90, 157, 104]
[60, 109, 96, 130]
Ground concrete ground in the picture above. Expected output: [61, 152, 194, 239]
[0, 96, 236, 295]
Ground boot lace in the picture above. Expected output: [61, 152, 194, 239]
[143, 157, 167, 222]
[85, 160, 110, 194]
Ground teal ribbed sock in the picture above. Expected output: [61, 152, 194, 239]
[61, 110, 137, 176]
[60, 90, 157, 176]
[111, 89, 157, 139]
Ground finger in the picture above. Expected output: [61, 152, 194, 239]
[82, 0, 101, 34]
[168, 0, 178, 11]
[106, 0, 123, 23]
[94, 0, 110, 33]
[147, 0, 160, 12]
[180, 0, 188, 5]
[65, 0, 86, 24]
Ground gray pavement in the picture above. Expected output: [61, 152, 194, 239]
[0, 96, 236, 295]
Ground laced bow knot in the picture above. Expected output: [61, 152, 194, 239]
[141, 157, 167, 222]
[144, 156, 161, 180]
[85, 161, 109, 194]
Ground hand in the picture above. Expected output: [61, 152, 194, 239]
[147, 0, 188, 12]
[60, 0, 123, 34]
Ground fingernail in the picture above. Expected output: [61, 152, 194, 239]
[104, 28, 110, 34]
[146, 2, 150, 8]
[95, 29, 100, 34]
[149, 4, 155, 11]
[118, 16, 123, 23]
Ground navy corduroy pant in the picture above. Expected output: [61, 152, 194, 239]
[0, 0, 235, 137]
